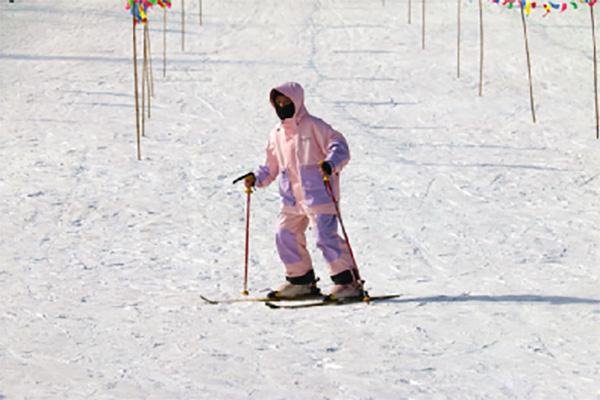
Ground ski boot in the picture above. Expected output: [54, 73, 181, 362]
[328, 269, 367, 301]
[267, 270, 322, 300]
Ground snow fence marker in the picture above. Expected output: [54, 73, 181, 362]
[181, 0, 185, 51]
[519, 2, 537, 123]
[132, 17, 141, 160]
[457, 0, 462, 79]
[163, 8, 167, 77]
[479, 0, 485, 96]
[422, 0, 426, 49]
[199, 0, 203, 26]
[591, 5, 599, 138]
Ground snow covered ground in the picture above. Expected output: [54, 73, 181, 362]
[1, 0, 600, 398]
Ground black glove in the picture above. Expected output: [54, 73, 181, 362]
[319, 161, 333, 176]
[233, 172, 256, 188]
[244, 173, 256, 188]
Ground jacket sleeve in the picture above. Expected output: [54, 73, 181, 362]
[254, 132, 279, 188]
[323, 123, 350, 173]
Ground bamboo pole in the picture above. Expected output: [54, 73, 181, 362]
[479, 0, 484, 96]
[457, 0, 461, 78]
[199, 0, 203, 25]
[422, 0, 426, 49]
[408, 0, 412, 24]
[144, 24, 152, 120]
[132, 19, 141, 161]
[163, 8, 167, 77]
[520, 4, 537, 123]
[146, 22, 155, 99]
[181, 0, 186, 51]
[591, 5, 599, 139]
[142, 22, 147, 137]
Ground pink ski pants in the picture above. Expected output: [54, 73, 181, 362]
[275, 212, 355, 279]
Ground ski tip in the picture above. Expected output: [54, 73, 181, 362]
[265, 302, 281, 309]
[200, 295, 219, 305]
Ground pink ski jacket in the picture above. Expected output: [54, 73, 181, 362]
[255, 82, 350, 215]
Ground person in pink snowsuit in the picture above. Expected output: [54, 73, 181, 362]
[243, 82, 364, 300]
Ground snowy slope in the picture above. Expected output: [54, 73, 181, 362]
[1, 0, 600, 398]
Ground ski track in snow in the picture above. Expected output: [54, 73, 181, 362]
[1, 0, 600, 399]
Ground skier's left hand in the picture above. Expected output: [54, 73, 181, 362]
[319, 160, 333, 176]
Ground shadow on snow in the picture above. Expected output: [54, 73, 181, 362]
[385, 294, 600, 306]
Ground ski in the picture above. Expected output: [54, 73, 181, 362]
[200, 293, 325, 305]
[264, 294, 403, 309]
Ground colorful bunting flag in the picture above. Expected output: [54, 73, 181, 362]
[489, 0, 597, 16]
[126, 0, 148, 24]
[157, 0, 172, 8]
[125, 0, 171, 24]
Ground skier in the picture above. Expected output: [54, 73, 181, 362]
[240, 82, 364, 300]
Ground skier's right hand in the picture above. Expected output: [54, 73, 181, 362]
[233, 172, 256, 187]
[244, 173, 256, 188]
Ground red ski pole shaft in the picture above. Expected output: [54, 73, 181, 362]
[323, 176, 360, 278]
[242, 186, 252, 295]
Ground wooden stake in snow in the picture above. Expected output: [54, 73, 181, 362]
[132, 18, 141, 161]
[144, 24, 152, 121]
[591, 5, 599, 139]
[145, 23, 155, 100]
[163, 8, 167, 77]
[478, 0, 484, 96]
[142, 23, 147, 137]
[199, 0, 203, 26]
[457, 0, 461, 79]
[519, 4, 536, 123]
[422, 0, 426, 49]
[181, 0, 186, 51]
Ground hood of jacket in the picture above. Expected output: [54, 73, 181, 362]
[269, 82, 308, 124]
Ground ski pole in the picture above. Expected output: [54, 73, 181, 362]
[242, 185, 252, 295]
[322, 174, 361, 282]
[233, 173, 254, 295]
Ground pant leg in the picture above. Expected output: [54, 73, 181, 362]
[311, 214, 356, 277]
[276, 213, 313, 279]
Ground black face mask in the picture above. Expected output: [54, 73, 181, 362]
[275, 102, 295, 120]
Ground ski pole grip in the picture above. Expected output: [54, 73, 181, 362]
[233, 172, 254, 185]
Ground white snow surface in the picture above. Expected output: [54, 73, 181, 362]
[1, 0, 600, 399]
